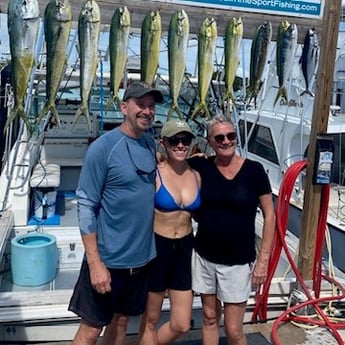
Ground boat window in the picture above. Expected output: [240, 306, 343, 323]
[238, 120, 279, 164]
[238, 119, 253, 148]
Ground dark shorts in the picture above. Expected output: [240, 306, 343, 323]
[148, 232, 194, 292]
[68, 260, 151, 327]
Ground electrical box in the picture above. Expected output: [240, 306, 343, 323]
[313, 135, 335, 185]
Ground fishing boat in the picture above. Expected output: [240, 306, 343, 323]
[0, 1, 345, 343]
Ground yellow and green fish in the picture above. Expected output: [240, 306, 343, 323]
[167, 10, 189, 120]
[5, 0, 40, 133]
[222, 17, 243, 109]
[191, 17, 217, 119]
[141, 10, 161, 86]
[36, 0, 72, 127]
[72, 0, 101, 131]
[106, 6, 131, 112]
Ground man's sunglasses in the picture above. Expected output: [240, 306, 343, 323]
[213, 132, 237, 144]
[165, 135, 193, 146]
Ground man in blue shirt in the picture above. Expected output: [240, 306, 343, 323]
[69, 81, 164, 345]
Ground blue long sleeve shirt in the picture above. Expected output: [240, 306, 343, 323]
[76, 127, 156, 268]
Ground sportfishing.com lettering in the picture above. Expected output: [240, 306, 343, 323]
[233, 0, 318, 12]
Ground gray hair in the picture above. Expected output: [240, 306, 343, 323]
[206, 114, 235, 136]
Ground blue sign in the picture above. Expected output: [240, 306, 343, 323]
[156, 0, 324, 18]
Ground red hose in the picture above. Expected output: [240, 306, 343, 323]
[252, 160, 308, 321]
[251, 160, 345, 344]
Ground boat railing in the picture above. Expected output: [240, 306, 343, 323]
[1, 89, 48, 211]
[1, 120, 47, 212]
[1, 24, 79, 211]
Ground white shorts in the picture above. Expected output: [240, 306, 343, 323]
[192, 250, 252, 303]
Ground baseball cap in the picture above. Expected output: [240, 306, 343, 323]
[160, 120, 195, 138]
[122, 81, 164, 103]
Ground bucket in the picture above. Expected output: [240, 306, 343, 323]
[11, 233, 58, 286]
[33, 189, 57, 219]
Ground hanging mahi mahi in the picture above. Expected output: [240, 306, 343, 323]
[167, 10, 190, 120]
[36, 0, 72, 127]
[4, 0, 40, 133]
[72, 0, 101, 131]
[141, 10, 161, 86]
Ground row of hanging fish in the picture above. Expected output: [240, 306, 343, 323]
[5, 0, 73, 133]
[174, 17, 318, 118]
[4, 0, 321, 132]
[256, 20, 319, 108]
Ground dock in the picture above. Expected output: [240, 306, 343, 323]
[22, 322, 344, 345]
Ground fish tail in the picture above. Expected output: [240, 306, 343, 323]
[222, 90, 237, 107]
[49, 105, 61, 128]
[204, 106, 212, 120]
[247, 81, 263, 108]
[274, 86, 288, 106]
[3, 108, 31, 134]
[72, 106, 92, 131]
[300, 89, 314, 97]
[191, 103, 212, 119]
[18, 109, 33, 133]
[105, 95, 120, 115]
[190, 103, 201, 119]
[35, 103, 49, 126]
[167, 103, 183, 120]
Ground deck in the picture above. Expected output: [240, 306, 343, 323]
[19, 322, 345, 345]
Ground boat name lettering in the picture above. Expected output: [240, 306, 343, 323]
[279, 99, 304, 108]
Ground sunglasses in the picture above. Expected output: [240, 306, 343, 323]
[213, 132, 237, 144]
[126, 140, 156, 176]
[165, 135, 193, 146]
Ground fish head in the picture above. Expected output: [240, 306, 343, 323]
[278, 20, 290, 36]
[177, 9, 188, 22]
[118, 6, 131, 28]
[174, 10, 189, 37]
[9, 0, 39, 20]
[308, 28, 319, 47]
[146, 10, 161, 33]
[54, 0, 72, 22]
[233, 17, 243, 36]
[201, 17, 217, 39]
[287, 23, 298, 40]
[80, 0, 101, 23]
[262, 21, 273, 40]
[307, 28, 314, 36]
